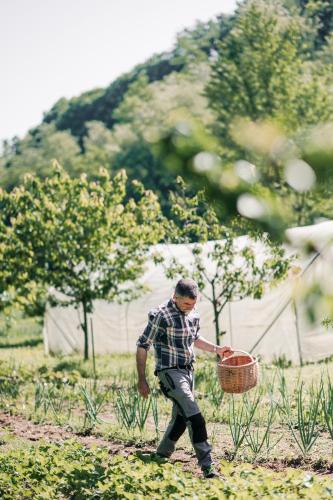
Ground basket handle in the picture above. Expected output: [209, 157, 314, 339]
[219, 349, 255, 362]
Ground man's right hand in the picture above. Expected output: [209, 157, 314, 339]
[138, 379, 150, 398]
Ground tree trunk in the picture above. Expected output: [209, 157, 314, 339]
[214, 305, 221, 346]
[212, 284, 220, 346]
[82, 299, 89, 360]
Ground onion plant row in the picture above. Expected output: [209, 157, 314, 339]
[0, 364, 332, 461]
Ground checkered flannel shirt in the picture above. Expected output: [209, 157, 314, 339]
[136, 299, 201, 371]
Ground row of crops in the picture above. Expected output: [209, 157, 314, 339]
[0, 440, 331, 499]
[0, 355, 332, 463]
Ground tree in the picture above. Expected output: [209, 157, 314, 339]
[0, 124, 80, 190]
[106, 65, 215, 216]
[113, 65, 215, 133]
[156, 179, 290, 345]
[286, 0, 333, 48]
[205, 0, 333, 148]
[0, 166, 165, 359]
[165, 237, 289, 346]
[152, 1, 333, 234]
[152, 101, 333, 326]
[0, 188, 47, 320]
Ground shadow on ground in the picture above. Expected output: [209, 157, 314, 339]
[0, 338, 43, 349]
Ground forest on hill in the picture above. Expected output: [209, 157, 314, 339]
[1, 0, 333, 223]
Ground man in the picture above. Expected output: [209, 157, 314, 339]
[136, 278, 233, 479]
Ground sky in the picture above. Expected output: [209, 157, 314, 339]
[0, 0, 237, 144]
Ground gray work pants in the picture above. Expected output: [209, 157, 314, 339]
[156, 367, 212, 469]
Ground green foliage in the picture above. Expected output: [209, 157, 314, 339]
[0, 377, 22, 403]
[0, 358, 34, 382]
[173, 17, 233, 63]
[155, 0, 331, 237]
[0, 307, 42, 348]
[0, 0, 332, 333]
[245, 399, 280, 460]
[1, 0, 332, 231]
[1, 64, 217, 216]
[114, 387, 159, 435]
[206, 0, 333, 145]
[0, 440, 332, 499]
[105, 64, 215, 216]
[52, 359, 91, 378]
[167, 176, 222, 243]
[322, 317, 333, 329]
[0, 13, 232, 217]
[9, 167, 162, 299]
[160, 180, 290, 344]
[79, 382, 110, 428]
[289, 0, 333, 47]
[322, 375, 333, 442]
[272, 354, 293, 369]
[228, 392, 260, 459]
[39, 17, 227, 142]
[0, 124, 80, 190]
[34, 380, 74, 425]
[115, 389, 153, 432]
[204, 374, 225, 408]
[278, 379, 323, 456]
[0, 166, 164, 358]
[0, 335, 333, 467]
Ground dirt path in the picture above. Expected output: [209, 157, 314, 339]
[0, 412, 332, 478]
[0, 412, 196, 470]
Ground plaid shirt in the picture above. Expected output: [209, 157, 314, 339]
[137, 299, 201, 370]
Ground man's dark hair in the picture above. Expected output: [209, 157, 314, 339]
[175, 278, 198, 299]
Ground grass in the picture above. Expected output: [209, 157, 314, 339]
[0, 345, 332, 467]
[0, 312, 332, 482]
[0, 310, 43, 348]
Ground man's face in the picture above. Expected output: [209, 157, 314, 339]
[173, 294, 197, 314]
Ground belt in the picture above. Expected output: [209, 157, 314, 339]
[155, 363, 193, 375]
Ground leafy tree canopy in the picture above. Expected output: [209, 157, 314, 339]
[1, 0, 333, 227]
[0, 166, 165, 357]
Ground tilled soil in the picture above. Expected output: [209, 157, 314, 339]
[0, 411, 197, 470]
[0, 411, 332, 479]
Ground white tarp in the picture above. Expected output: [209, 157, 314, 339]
[43, 221, 333, 364]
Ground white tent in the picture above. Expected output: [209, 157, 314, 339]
[43, 221, 333, 364]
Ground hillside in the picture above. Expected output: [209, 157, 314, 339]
[1, 0, 333, 222]
[35, 16, 232, 145]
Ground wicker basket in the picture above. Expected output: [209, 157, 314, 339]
[217, 349, 259, 394]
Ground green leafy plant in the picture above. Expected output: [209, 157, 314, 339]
[0, 440, 332, 499]
[115, 389, 158, 434]
[0, 166, 165, 360]
[115, 390, 138, 431]
[278, 380, 323, 456]
[228, 392, 260, 459]
[206, 375, 225, 408]
[135, 394, 152, 433]
[79, 382, 110, 428]
[34, 381, 74, 425]
[0, 377, 21, 401]
[322, 375, 333, 443]
[151, 388, 159, 438]
[159, 179, 290, 345]
[244, 397, 281, 460]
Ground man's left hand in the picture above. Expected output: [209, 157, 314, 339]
[216, 345, 234, 358]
